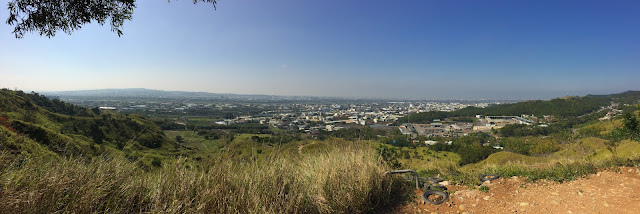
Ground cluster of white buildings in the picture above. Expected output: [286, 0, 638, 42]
[243, 101, 498, 133]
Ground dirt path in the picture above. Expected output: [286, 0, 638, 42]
[396, 167, 640, 213]
[298, 142, 316, 155]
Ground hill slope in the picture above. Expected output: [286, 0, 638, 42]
[0, 89, 187, 168]
[399, 90, 640, 124]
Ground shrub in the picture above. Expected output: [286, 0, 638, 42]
[478, 186, 489, 193]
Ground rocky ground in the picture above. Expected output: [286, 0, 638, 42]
[396, 167, 640, 214]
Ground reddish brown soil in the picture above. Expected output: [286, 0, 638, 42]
[395, 167, 640, 214]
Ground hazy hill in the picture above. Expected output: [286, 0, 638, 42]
[42, 88, 521, 102]
[43, 88, 308, 101]
[45, 88, 222, 98]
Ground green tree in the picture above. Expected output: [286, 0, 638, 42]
[606, 129, 625, 158]
[623, 113, 639, 135]
[606, 113, 640, 158]
[376, 145, 401, 168]
[6, 0, 217, 38]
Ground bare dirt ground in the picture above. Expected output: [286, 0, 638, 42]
[395, 167, 640, 214]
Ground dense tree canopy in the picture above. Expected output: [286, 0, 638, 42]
[6, 0, 217, 38]
[428, 132, 498, 165]
[498, 124, 563, 137]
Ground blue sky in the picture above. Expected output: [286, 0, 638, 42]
[0, 0, 638, 99]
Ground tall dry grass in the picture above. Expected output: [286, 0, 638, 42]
[0, 143, 407, 213]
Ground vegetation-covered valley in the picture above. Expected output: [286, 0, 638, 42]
[1, 88, 640, 213]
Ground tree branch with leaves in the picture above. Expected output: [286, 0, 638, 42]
[6, 0, 217, 38]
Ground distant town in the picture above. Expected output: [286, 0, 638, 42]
[44, 92, 514, 138]
[42, 89, 626, 148]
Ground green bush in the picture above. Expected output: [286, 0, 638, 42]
[478, 186, 489, 193]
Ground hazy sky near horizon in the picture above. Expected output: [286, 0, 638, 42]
[1, 0, 638, 99]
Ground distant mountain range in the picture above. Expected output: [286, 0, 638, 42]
[47, 88, 219, 97]
[42, 88, 640, 103]
[42, 88, 307, 101]
[40, 88, 523, 102]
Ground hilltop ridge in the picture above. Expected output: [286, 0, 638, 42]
[398, 90, 640, 124]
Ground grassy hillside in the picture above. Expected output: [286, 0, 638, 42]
[475, 151, 546, 165]
[0, 89, 187, 168]
[423, 138, 640, 187]
[0, 90, 411, 213]
[393, 146, 460, 174]
[402, 108, 640, 186]
[0, 141, 407, 213]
